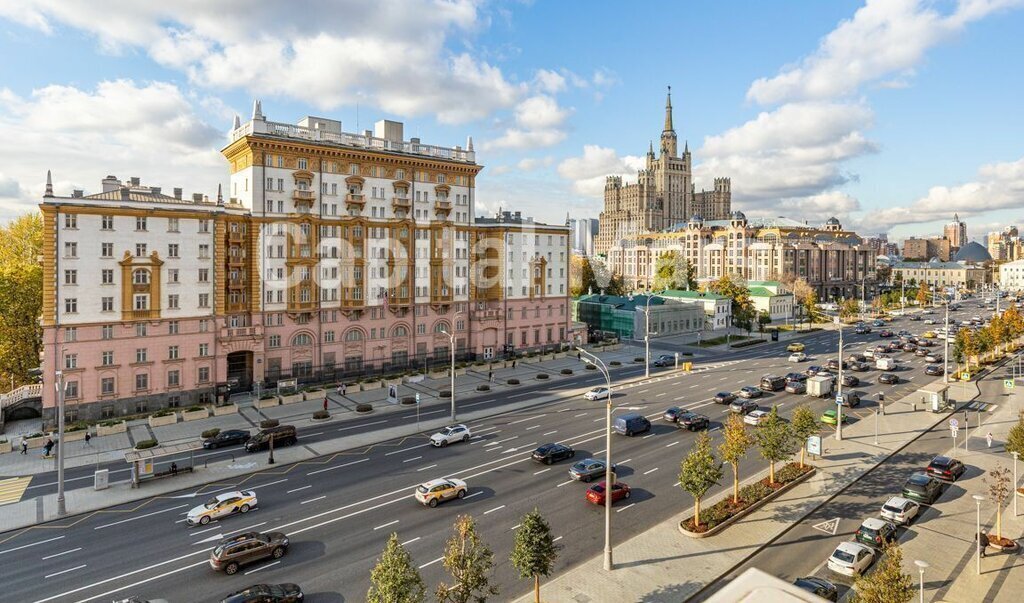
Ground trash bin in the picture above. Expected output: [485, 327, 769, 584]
[94, 468, 109, 491]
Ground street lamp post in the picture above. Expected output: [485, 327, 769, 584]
[441, 329, 457, 422]
[943, 298, 950, 384]
[578, 347, 614, 571]
[836, 317, 844, 441]
[1013, 451, 1019, 518]
[55, 367, 67, 516]
[914, 559, 929, 603]
[973, 494, 985, 574]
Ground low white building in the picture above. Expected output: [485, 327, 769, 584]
[660, 290, 732, 330]
[747, 281, 795, 322]
[999, 259, 1024, 291]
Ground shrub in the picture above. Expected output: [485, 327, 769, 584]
[585, 364, 597, 371]
[260, 419, 280, 429]
[400, 396, 417, 405]
[609, 360, 622, 366]
[66, 422, 89, 432]
[201, 428, 221, 439]
[526, 351, 536, 358]
[776, 463, 811, 483]
[476, 384, 491, 392]
[25, 432, 44, 439]
[135, 439, 158, 450]
[356, 403, 373, 413]
[633, 357, 645, 363]
[151, 409, 174, 418]
[439, 390, 452, 398]
[474, 361, 486, 366]
[98, 420, 121, 428]
[739, 481, 772, 503]
[305, 386, 323, 393]
[731, 339, 765, 349]
[259, 394, 276, 400]
[312, 410, 330, 420]
[560, 368, 573, 375]
[507, 378, 520, 385]
[536, 373, 549, 380]
[185, 405, 204, 413]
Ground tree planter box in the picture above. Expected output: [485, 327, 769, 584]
[678, 466, 816, 538]
[0, 440, 12, 454]
[181, 408, 210, 422]
[455, 367, 467, 376]
[988, 537, 1019, 551]
[523, 356, 540, 364]
[213, 404, 238, 416]
[303, 390, 326, 402]
[384, 378, 403, 387]
[148, 413, 178, 428]
[429, 370, 448, 380]
[257, 397, 281, 409]
[361, 381, 382, 391]
[96, 421, 127, 437]
[62, 429, 88, 442]
[280, 393, 304, 405]
[25, 435, 49, 449]
[554, 352, 567, 359]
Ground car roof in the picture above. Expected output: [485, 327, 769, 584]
[835, 541, 871, 554]
[577, 457, 603, 464]
[750, 410, 768, 415]
[860, 517, 889, 530]
[908, 473, 932, 484]
[931, 455, 953, 464]
[422, 478, 454, 487]
[885, 496, 913, 507]
[216, 491, 248, 501]
[442, 424, 467, 430]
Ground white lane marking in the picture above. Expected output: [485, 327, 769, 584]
[0, 536, 65, 556]
[286, 485, 312, 494]
[509, 414, 546, 425]
[374, 520, 400, 530]
[416, 462, 439, 471]
[620, 458, 632, 464]
[644, 468, 659, 475]
[188, 524, 221, 536]
[94, 505, 189, 530]
[301, 496, 326, 505]
[511, 523, 522, 531]
[642, 434, 655, 439]
[41, 548, 82, 560]
[32, 550, 211, 603]
[461, 398, 497, 409]
[553, 535, 564, 542]
[419, 556, 444, 569]
[526, 425, 540, 430]
[338, 420, 388, 431]
[556, 479, 575, 487]
[401, 537, 421, 547]
[666, 441, 679, 448]
[244, 560, 280, 575]
[385, 443, 432, 456]
[473, 426, 500, 435]
[542, 430, 558, 436]
[403, 409, 447, 419]
[483, 505, 506, 515]
[593, 418, 603, 423]
[616, 503, 636, 513]
[44, 564, 87, 579]
[483, 441, 502, 448]
[656, 392, 667, 397]
[491, 436, 519, 445]
[533, 468, 551, 475]
[574, 413, 587, 418]
[224, 522, 266, 537]
[251, 479, 289, 490]
[305, 432, 324, 437]
[688, 384, 699, 389]
[307, 457, 369, 476]
[638, 389, 649, 394]
[402, 455, 423, 464]
[464, 492, 482, 500]
[558, 408, 572, 412]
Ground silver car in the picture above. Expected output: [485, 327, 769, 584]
[881, 496, 920, 525]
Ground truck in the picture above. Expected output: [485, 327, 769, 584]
[876, 357, 896, 370]
[806, 375, 833, 398]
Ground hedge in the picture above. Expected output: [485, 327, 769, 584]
[135, 439, 159, 450]
[400, 396, 417, 405]
[260, 419, 280, 429]
[25, 432, 44, 439]
[151, 409, 175, 418]
[201, 428, 221, 439]
[98, 420, 121, 427]
[259, 394, 277, 400]
[356, 403, 373, 413]
[560, 368, 573, 375]
[681, 463, 813, 533]
[312, 410, 330, 420]
[730, 339, 766, 349]
[439, 390, 452, 398]
[66, 422, 89, 432]
[185, 406, 204, 413]
[634, 357, 645, 363]
[507, 378, 520, 385]
[536, 373, 549, 380]
[585, 364, 597, 371]
[476, 384, 491, 392]
[609, 360, 622, 366]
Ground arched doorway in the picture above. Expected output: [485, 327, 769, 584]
[226, 351, 254, 393]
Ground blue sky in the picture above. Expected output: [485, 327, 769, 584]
[1, 0, 1022, 244]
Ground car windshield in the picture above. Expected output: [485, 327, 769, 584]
[536, 445, 553, 454]
[589, 485, 605, 493]
[717, 392, 730, 397]
[832, 550, 855, 564]
[204, 498, 220, 509]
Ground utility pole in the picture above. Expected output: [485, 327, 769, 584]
[836, 317, 844, 441]
[55, 367, 67, 516]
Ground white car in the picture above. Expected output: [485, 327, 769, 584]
[925, 354, 942, 363]
[584, 387, 610, 401]
[430, 424, 471, 447]
[743, 409, 770, 426]
[415, 478, 468, 507]
[924, 319, 936, 325]
[881, 496, 920, 525]
[827, 541, 875, 576]
[788, 352, 807, 362]
[186, 490, 257, 526]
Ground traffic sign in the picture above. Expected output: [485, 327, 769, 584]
[415, 393, 421, 403]
[1005, 379, 1015, 389]
[836, 395, 844, 405]
[812, 517, 841, 535]
[807, 435, 822, 456]
[950, 418, 959, 428]
[962, 372, 971, 381]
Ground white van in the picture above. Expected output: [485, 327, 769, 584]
[876, 357, 896, 370]
[863, 348, 876, 359]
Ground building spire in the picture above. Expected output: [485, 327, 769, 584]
[44, 170, 53, 197]
[684, 140, 689, 154]
[217, 183, 223, 205]
[251, 99, 264, 120]
[232, 114, 241, 130]
[663, 85, 674, 132]
[659, 85, 678, 157]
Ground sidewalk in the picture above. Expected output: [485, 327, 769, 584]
[514, 366, 992, 602]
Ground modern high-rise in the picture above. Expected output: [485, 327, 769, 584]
[944, 213, 967, 250]
[38, 103, 571, 423]
[595, 88, 731, 254]
[569, 217, 599, 256]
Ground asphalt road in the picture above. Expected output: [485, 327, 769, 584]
[0, 306, 982, 603]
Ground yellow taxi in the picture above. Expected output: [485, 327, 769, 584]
[186, 490, 258, 525]
[786, 342, 805, 353]
[922, 331, 937, 339]
[415, 478, 468, 507]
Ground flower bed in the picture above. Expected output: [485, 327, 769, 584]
[260, 419, 280, 428]
[400, 396, 417, 405]
[280, 393, 304, 405]
[507, 378, 520, 385]
[312, 410, 331, 421]
[148, 411, 178, 428]
[96, 420, 127, 437]
[731, 339, 766, 349]
[356, 403, 373, 413]
[201, 428, 221, 439]
[536, 373, 549, 380]
[476, 384, 490, 392]
[989, 536, 1019, 551]
[680, 463, 815, 537]
[135, 439, 159, 450]
[561, 368, 573, 375]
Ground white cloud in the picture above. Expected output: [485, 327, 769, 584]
[484, 94, 572, 150]
[516, 156, 554, 171]
[557, 145, 645, 197]
[533, 69, 566, 93]
[490, 165, 512, 175]
[747, 0, 1023, 105]
[0, 79, 223, 221]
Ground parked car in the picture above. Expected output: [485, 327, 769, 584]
[744, 409, 770, 426]
[759, 375, 786, 391]
[532, 443, 575, 465]
[804, 365, 825, 377]
[787, 342, 806, 352]
[922, 330, 937, 338]
[662, 406, 685, 422]
[855, 518, 899, 548]
[792, 577, 838, 601]
[925, 364, 943, 376]
[788, 352, 808, 362]
[244, 425, 297, 452]
[924, 319, 937, 325]
[730, 399, 759, 414]
[585, 481, 631, 506]
[881, 496, 920, 525]
[820, 409, 848, 425]
[827, 541, 875, 576]
[415, 478, 468, 507]
[902, 472, 943, 504]
[902, 343, 917, 352]
[909, 315, 922, 322]
[841, 374, 860, 387]
[221, 584, 303, 603]
[677, 411, 710, 431]
[652, 354, 675, 367]
[738, 386, 763, 399]
[918, 338, 934, 347]
[188, 491, 258, 526]
[847, 353, 866, 363]
[209, 531, 289, 575]
[785, 372, 808, 383]
[203, 429, 251, 450]
[837, 392, 861, 407]
[926, 455, 966, 481]
[430, 424, 472, 447]
[851, 361, 870, 372]
[584, 387, 611, 401]
[925, 354, 943, 363]
[613, 413, 651, 436]
[569, 458, 616, 482]
[826, 359, 847, 371]
[785, 381, 806, 394]
[713, 391, 737, 405]
[879, 373, 899, 384]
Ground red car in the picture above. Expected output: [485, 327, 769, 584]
[585, 481, 631, 505]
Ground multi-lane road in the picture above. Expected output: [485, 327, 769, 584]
[0, 307, 981, 603]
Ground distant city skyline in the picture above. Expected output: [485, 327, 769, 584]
[1, 0, 1022, 240]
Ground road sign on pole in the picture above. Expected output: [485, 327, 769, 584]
[950, 417, 959, 439]
[1004, 379, 1015, 389]
[807, 435, 822, 456]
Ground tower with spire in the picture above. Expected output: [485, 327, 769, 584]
[660, 86, 678, 158]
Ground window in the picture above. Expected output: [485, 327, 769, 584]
[168, 268, 178, 284]
[102, 269, 114, 284]
[135, 243, 147, 257]
[64, 269, 77, 285]
[102, 215, 114, 230]
[65, 381, 79, 399]
[293, 333, 313, 346]
[268, 335, 281, 348]
[199, 343, 209, 357]
[101, 325, 113, 340]
[199, 244, 210, 258]
[277, 178, 284, 191]
[136, 217, 147, 231]
[199, 268, 209, 283]
[101, 296, 114, 312]
[396, 169, 405, 180]
[167, 320, 178, 335]
[168, 294, 179, 310]
[135, 323, 147, 337]
[64, 214, 77, 228]
[101, 351, 113, 366]
[392, 325, 408, 337]
[64, 242, 77, 258]
[135, 400, 148, 413]
[168, 244, 179, 258]
[135, 373, 148, 391]
[134, 294, 148, 310]
[101, 377, 115, 395]
[167, 370, 180, 387]
[64, 298, 77, 313]
[64, 327, 77, 342]
[198, 219, 209, 233]
[417, 323, 426, 335]
[135, 348, 148, 363]
[198, 366, 210, 383]
[101, 242, 113, 258]
[199, 293, 210, 308]
[199, 319, 210, 333]
[167, 218, 179, 232]
[64, 353, 77, 369]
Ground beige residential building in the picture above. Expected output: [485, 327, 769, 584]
[891, 261, 988, 291]
[902, 237, 951, 261]
[944, 214, 967, 250]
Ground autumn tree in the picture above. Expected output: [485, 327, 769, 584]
[367, 533, 426, 603]
[569, 254, 597, 298]
[719, 413, 754, 503]
[986, 465, 1012, 542]
[851, 542, 914, 603]
[652, 250, 696, 291]
[0, 213, 44, 391]
[708, 273, 756, 334]
[790, 404, 819, 469]
[755, 407, 796, 484]
[916, 283, 929, 307]
[1005, 413, 1024, 459]
[839, 297, 860, 321]
[678, 432, 722, 527]
[436, 515, 498, 603]
[510, 508, 559, 603]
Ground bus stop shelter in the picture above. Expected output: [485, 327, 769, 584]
[124, 441, 204, 487]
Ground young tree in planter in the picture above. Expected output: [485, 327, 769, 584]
[755, 408, 796, 484]
[986, 465, 1012, 542]
[678, 431, 722, 527]
[367, 533, 426, 603]
[851, 541, 914, 603]
[436, 515, 498, 603]
[915, 284, 929, 307]
[719, 413, 754, 503]
[510, 508, 559, 603]
[757, 310, 771, 335]
[1005, 413, 1024, 460]
[790, 404, 818, 469]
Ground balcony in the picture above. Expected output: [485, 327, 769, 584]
[434, 200, 452, 213]
[228, 231, 245, 243]
[228, 255, 246, 267]
[124, 309, 160, 321]
[392, 196, 411, 210]
[292, 189, 315, 205]
[227, 278, 246, 290]
[218, 325, 264, 342]
[345, 193, 365, 206]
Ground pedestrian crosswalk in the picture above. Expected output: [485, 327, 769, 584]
[965, 400, 993, 412]
[0, 476, 32, 506]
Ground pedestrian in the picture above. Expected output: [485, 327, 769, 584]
[84, 432, 91, 446]
[979, 530, 989, 558]
[512, 359, 517, 369]
[987, 431, 994, 448]
[488, 370, 493, 383]
[577, 352, 581, 361]
[170, 462, 178, 476]
[341, 383, 347, 397]
[20, 439, 28, 455]
[43, 438, 53, 458]
[323, 398, 328, 412]
[337, 383, 343, 397]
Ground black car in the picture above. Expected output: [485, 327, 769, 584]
[838, 392, 861, 408]
[826, 359, 847, 371]
[804, 365, 825, 377]
[221, 584, 304, 603]
[677, 411, 710, 431]
[203, 429, 252, 450]
[925, 364, 943, 376]
[909, 315, 922, 321]
[713, 391, 736, 405]
[902, 343, 917, 352]
[785, 372, 808, 383]
[878, 373, 899, 384]
[793, 576, 838, 601]
[879, 330, 893, 338]
[854, 326, 870, 334]
[926, 455, 966, 481]
[532, 443, 575, 465]
[902, 472, 943, 504]
[663, 406, 685, 422]
[841, 375, 859, 387]
[652, 354, 675, 367]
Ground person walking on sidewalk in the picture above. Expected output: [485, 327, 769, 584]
[986, 431, 993, 447]
[978, 530, 990, 557]
[20, 439, 27, 455]
[42, 438, 53, 458]
[84, 432, 91, 446]
[488, 370, 493, 383]
[323, 398, 328, 412]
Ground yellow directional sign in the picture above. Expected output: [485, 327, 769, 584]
[683, 362, 692, 373]
[962, 372, 971, 382]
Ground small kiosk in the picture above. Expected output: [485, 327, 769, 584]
[917, 381, 951, 412]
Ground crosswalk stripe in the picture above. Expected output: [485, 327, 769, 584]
[0, 476, 32, 506]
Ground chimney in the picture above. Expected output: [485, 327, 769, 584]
[130, 177, 140, 187]
[192, 193, 203, 202]
[173, 187, 182, 200]
[101, 175, 119, 193]
[151, 187, 161, 195]
[120, 187, 130, 201]
[72, 189, 83, 198]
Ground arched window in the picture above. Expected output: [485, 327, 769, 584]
[392, 325, 408, 338]
[133, 269, 150, 285]
[433, 322, 449, 334]
[344, 329, 363, 342]
[292, 333, 313, 346]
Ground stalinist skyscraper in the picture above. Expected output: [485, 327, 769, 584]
[595, 87, 731, 254]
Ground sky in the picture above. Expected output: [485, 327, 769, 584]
[0, 0, 1022, 244]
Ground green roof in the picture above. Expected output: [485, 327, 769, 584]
[748, 287, 785, 297]
[661, 290, 729, 301]
[746, 280, 781, 287]
[576, 294, 666, 312]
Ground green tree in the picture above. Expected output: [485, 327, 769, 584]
[850, 542, 914, 603]
[1005, 413, 1024, 459]
[790, 404, 818, 469]
[605, 273, 628, 296]
[839, 297, 859, 321]
[510, 508, 559, 603]
[678, 431, 722, 527]
[719, 413, 754, 503]
[757, 310, 771, 334]
[652, 250, 697, 291]
[987, 465, 1012, 541]
[436, 515, 498, 603]
[569, 254, 597, 298]
[708, 273, 756, 334]
[755, 407, 796, 484]
[367, 533, 426, 603]
[0, 213, 44, 391]
[802, 289, 823, 328]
